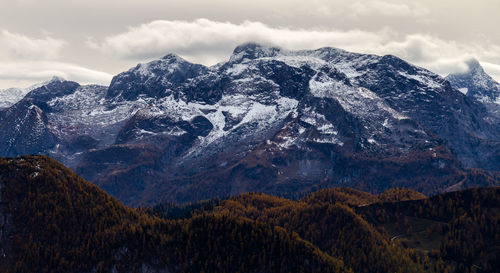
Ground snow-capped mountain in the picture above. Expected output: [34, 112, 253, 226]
[0, 77, 64, 109]
[446, 59, 500, 104]
[0, 43, 499, 205]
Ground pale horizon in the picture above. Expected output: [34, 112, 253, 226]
[1, 0, 499, 89]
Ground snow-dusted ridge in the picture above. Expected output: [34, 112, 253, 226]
[0, 43, 476, 160]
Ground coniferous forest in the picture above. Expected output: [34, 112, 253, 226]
[0, 155, 498, 273]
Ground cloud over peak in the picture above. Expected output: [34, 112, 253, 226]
[92, 19, 390, 64]
[0, 30, 112, 88]
[0, 0, 499, 88]
[88, 19, 500, 81]
[1, 16, 500, 88]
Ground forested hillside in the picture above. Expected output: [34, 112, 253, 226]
[154, 187, 500, 272]
[0, 156, 347, 273]
[0, 155, 498, 273]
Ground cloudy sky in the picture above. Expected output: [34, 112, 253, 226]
[0, 0, 499, 89]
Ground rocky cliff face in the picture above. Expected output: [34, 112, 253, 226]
[445, 59, 500, 170]
[0, 44, 499, 205]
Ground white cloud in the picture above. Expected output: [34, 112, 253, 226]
[378, 34, 474, 75]
[0, 61, 112, 88]
[379, 35, 500, 77]
[90, 19, 500, 81]
[91, 19, 390, 63]
[1, 19, 499, 89]
[0, 30, 112, 88]
[0, 30, 66, 60]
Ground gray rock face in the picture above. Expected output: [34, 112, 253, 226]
[0, 43, 499, 205]
[444, 59, 500, 170]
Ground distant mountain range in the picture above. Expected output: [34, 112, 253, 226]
[0, 44, 499, 205]
[0, 77, 64, 109]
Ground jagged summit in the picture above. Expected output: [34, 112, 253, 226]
[229, 42, 283, 62]
[161, 52, 186, 61]
[136, 53, 195, 74]
[48, 76, 66, 83]
[106, 52, 209, 101]
[446, 58, 500, 103]
[228, 43, 363, 67]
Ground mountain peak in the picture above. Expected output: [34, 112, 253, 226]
[446, 59, 500, 103]
[462, 58, 486, 76]
[161, 53, 187, 63]
[48, 76, 66, 83]
[131, 53, 192, 77]
[465, 58, 481, 68]
[229, 43, 282, 62]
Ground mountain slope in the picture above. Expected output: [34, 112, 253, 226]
[152, 185, 500, 273]
[0, 155, 348, 273]
[78, 44, 499, 205]
[215, 193, 425, 273]
[357, 187, 500, 272]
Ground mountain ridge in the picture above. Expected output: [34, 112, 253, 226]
[0, 44, 499, 205]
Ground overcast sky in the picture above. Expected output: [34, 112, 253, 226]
[0, 0, 499, 89]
